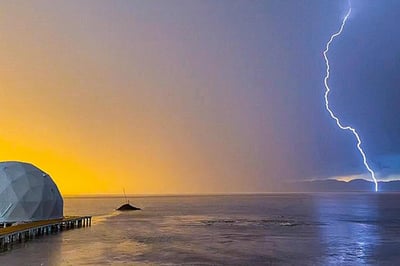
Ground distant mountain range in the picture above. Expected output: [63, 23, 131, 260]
[286, 179, 400, 192]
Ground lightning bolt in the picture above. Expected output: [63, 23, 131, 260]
[323, 2, 378, 192]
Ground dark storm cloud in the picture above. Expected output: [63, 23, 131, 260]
[323, 0, 400, 180]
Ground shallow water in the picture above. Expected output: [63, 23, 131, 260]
[1, 193, 400, 265]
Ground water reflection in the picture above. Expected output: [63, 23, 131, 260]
[314, 194, 380, 264]
[1, 195, 400, 264]
[0, 231, 63, 265]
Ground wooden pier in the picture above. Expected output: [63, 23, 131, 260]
[0, 216, 91, 250]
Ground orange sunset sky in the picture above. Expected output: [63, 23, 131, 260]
[0, 1, 291, 195]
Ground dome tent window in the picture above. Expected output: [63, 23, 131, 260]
[0, 162, 63, 224]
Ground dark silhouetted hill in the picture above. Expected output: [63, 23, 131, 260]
[287, 179, 400, 192]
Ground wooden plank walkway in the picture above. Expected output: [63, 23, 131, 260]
[0, 216, 92, 250]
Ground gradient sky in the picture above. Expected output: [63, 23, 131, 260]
[0, 0, 398, 194]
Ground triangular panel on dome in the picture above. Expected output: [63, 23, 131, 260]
[9, 176, 30, 199]
[3, 164, 26, 181]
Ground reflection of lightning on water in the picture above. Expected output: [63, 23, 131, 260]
[323, 2, 378, 192]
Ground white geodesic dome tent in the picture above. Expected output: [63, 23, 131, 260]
[0, 161, 63, 223]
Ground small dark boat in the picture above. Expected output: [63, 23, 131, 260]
[117, 203, 141, 211]
[116, 189, 141, 211]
